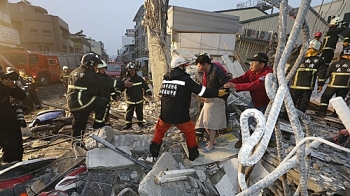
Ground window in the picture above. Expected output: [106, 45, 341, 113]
[48, 59, 55, 65]
[30, 29, 38, 34]
[28, 54, 39, 67]
[43, 30, 51, 35]
[75, 48, 82, 53]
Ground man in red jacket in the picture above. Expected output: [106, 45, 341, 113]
[224, 52, 275, 148]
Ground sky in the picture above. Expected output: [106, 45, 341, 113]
[8, 0, 332, 56]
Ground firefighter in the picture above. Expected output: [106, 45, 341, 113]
[19, 69, 42, 111]
[60, 66, 70, 89]
[320, 17, 346, 67]
[0, 69, 26, 163]
[150, 57, 228, 161]
[67, 52, 133, 137]
[318, 46, 350, 117]
[289, 39, 327, 113]
[116, 62, 152, 129]
[96, 60, 117, 123]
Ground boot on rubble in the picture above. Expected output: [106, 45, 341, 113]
[188, 146, 199, 161]
[150, 142, 162, 157]
[123, 123, 132, 130]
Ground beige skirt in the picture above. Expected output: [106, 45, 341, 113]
[195, 98, 227, 130]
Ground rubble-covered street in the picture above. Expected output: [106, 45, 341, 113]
[0, 80, 349, 196]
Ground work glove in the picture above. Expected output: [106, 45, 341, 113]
[218, 89, 228, 97]
[317, 86, 323, 93]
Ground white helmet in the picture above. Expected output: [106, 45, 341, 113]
[62, 66, 69, 70]
[330, 17, 342, 25]
[200, 51, 211, 59]
[308, 39, 321, 51]
[97, 60, 107, 69]
[170, 57, 189, 68]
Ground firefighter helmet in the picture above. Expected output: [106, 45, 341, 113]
[125, 62, 137, 71]
[330, 17, 342, 25]
[80, 52, 102, 70]
[199, 51, 211, 59]
[170, 57, 189, 68]
[97, 60, 107, 69]
[341, 46, 350, 58]
[314, 32, 322, 37]
[62, 66, 69, 70]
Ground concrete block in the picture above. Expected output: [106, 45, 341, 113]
[85, 126, 114, 150]
[215, 174, 235, 196]
[222, 158, 239, 193]
[195, 170, 206, 182]
[86, 146, 134, 169]
[112, 134, 153, 154]
[138, 152, 189, 196]
[204, 178, 218, 196]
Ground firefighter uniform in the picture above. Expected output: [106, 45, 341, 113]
[0, 76, 26, 163]
[67, 53, 126, 137]
[321, 25, 345, 67]
[290, 55, 327, 113]
[319, 58, 350, 116]
[116, 67, 152, 129]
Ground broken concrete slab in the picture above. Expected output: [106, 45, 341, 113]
[80, 170, 115, 196]
[215, 174, 236, 195]
[139, 152, 190, 196]
[155, 169, 196, 184]
[112, 134, 153, 154]
[85, 126, 114, 150]
[86, 146, 134, 169]
[221, 158, 240, 193]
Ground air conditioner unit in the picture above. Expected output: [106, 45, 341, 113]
[270, 31, 278, 41]
[258, 31, 271, 41]
[244, 28, 258, 39]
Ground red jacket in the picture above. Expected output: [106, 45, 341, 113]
[229, 66, 272, 108]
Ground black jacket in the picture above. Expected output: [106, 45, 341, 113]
[0, 82, 26, 132]
[204, 63, 229, 101]
[325, 58, 350, 88]
[290, 56, 327, 90]
[116, 74, 151, 104]
[67, 66, 124, 111]
[97, 73, 117, 100]
[159, 68, 219, 124]
[322, 26, 345, 50]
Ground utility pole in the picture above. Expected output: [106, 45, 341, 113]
[143, 0, 170, 101]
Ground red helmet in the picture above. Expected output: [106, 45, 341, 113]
[315, 32, 322, 37]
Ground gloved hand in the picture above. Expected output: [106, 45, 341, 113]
[218, 89, 228, 97]
[317, 86, 323, 93]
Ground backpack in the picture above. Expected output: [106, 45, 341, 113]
[334, 129, 350, 148]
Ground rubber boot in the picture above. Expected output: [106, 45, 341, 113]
[150, 142, 162, 157]
[123, 123, 132, 130]
[188, 146, 199, 161]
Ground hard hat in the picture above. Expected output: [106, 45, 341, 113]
[330, 17, 342, 25]
[62, 66, 69, 70]
[6, 67, 14, 73]
[308, 40, 321, 51]
[170, 57, 189, 68]
[80, 52, 102, 70]
[199, 51, 211, 59]
[314, 32, 322, 37]
[97, 60, 107, 69]
[125, 62, 136, 71]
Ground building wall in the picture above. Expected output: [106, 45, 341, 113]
[133, 5, 148, 66]
[0, 0, 19, 48]
[313, 0, 350, 24]
[8, 2, 69, 53]
[217, 7, 267, 21]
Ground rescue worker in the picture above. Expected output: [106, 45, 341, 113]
[289, 39, 327, 113]
[67, 52, 133, 137]
[224, 52, 275, 148]
[320, 17, 345, 67]
[60, 66, 70, 89]
[96, 60, 117, 123]
[116, 62, 152, 129]
[318, 46, 350, 117]
[0, 69, 26, 163]
[19, 69, 42, 111]
[150, 57, 228, 161]
[311, 31, 323, 50]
